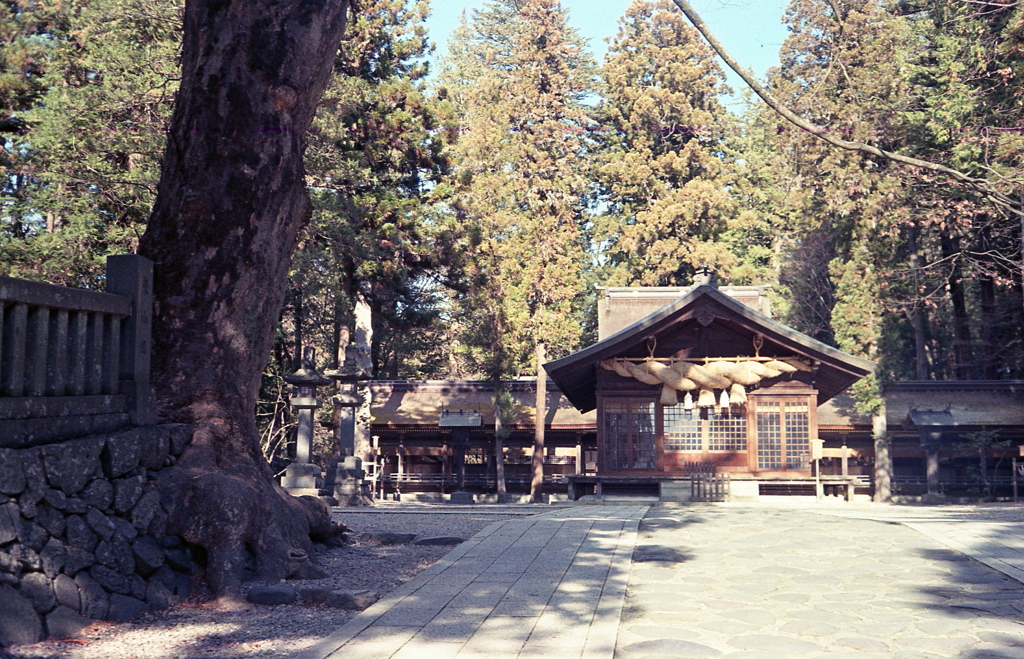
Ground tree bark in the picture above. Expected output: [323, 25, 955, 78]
[531, 342, 547, 503]
[494, 405, 508, 504]
[908, 230, 930, 380]
[137, 0, 349, 603]
[940, 234, 973, 380]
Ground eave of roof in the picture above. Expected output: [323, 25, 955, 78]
[544, 285, 876, 413]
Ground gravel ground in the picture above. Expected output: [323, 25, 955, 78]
[5, 507, 530, 659]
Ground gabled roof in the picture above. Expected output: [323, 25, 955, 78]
[544, 285, 875, 413]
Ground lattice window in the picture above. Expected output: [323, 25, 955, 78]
[664, 407, 701, 451]
[631, 403, 656, 469]
[602, 399, 656, 470]
[603, 401, 629, 471]
[784, 402, 810, 468]
[757, 401, 782, 469]
[708, 409, 747, 451]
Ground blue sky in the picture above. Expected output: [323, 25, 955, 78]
[422, 0, 791, 110]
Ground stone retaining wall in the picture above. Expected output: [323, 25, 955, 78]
[0, 424, 198, 647]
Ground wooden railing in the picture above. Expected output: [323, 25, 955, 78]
[0, 255, 154, 448]
[691, 473, 730, 502]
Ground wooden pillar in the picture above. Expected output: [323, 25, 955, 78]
[575, 441, 583, 476]
[105, 255, 155, 424]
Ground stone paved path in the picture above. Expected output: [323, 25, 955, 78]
[617, 503, 1024, 659]
[298, 506, 647, 659]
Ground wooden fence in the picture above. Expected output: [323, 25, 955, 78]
[691, 472, 730, 502]
[0, 256, 154, 448]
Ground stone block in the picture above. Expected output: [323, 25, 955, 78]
[0, 503, 18, 545]
[63, 497, 89, 514]
[112, 534, 134, 577]
[81, 480, 114, 511]
[110, 516, 137, 543]
[147, 509, 168, 540]
[129, 574, 146, 600]
[130, 490, 161, 530]
[89, 565, 129, 595]
[53, 574, 79, 613]
[658, 480, 692, 502]
[11, 545, 40, 572]
[729, 480, 760, 501]
[325, 588, 379, 611]
[298, 586, 330, 604]
[102, 431, 141, 478]
[63, 547, 95, 576]
[164, 546, 192, 573]
[34, 505, 65, 538]
[65, 516, 97, 552]
[281, 463, 319, 489]
[16, 518, 48, 552]
[137, 428, 169, 471]
[85, 508, 115, 541]
[132, 537, 164, 577]
[94, 541, 117, 570]
[45, 605, 90, 640]
[107, 593, 147, 621]
[19, 572, 56, 614]
[43, 489, 68, 511]
[412, 536, 465, 546]
[0, 449, 25, 496]
[40, 437, 105, 495]
[449, 491, 474, 505]
[150, 565, 175, 590]
[20, 449, 47, 501]
[74, 573, 108, 619]
[112, 476, 144, 514]
[0, 584, 44, 646]
[0, 550, 16, 575]
[39, 538, 66, 579]
[167, 425, 191, 457]
[359, 532, 416, 545]
[145, 580, 173, 610]
[246, 584, 297, 606]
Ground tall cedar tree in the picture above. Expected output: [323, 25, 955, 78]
[765, 0, 913, 412]
[298, 0, 459, 381]
[448, 0, 592, 379]
[446, 0, 592, 500]
[136, 0, 349, 602]
[596, 0, 735, 286]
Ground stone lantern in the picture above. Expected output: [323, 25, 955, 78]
[439, 409, 483, 505]
[323, 368, 372, 506]
[281, 346, 330, 496]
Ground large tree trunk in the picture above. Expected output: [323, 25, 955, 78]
[137, 0, 349, 603]
[531, 342, 547, 503]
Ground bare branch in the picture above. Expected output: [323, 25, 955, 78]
[669, 0, 1023, 217]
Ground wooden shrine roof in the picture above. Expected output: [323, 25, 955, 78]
[545, 284, 875, 413]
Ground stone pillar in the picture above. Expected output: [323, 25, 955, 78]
[872, 410, 892, 503]
[453, 428, 469, 492]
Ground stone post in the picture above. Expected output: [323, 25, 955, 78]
[872, 410, 892, 503]
[281, 347, 330, 497]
